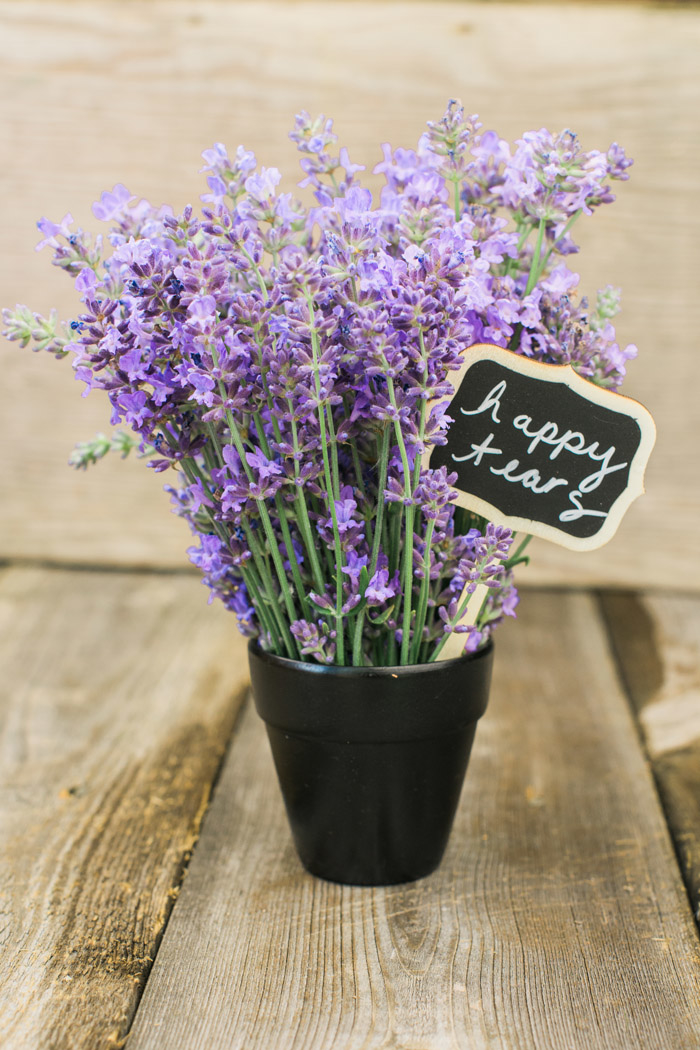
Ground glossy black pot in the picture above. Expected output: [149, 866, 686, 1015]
[248, 640, 494, 886]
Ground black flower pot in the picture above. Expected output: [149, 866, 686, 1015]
[248, 640, 494, 886]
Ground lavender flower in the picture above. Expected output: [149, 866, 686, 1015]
[3, 102, 636, 666]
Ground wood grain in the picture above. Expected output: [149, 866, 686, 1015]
[0, 566, 248, 1050]
[601, 591, 700, 922]
[1, 2, 699, 586]
[126, 591, 700, 1050]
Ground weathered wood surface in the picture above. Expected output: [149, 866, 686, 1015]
[602, 591, 700, 923]
[0, 567, 248, 1050]
[1, 1, 700, 587]
[126, 591, 700, 1050]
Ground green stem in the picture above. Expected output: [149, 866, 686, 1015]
[342, 396, 372, 547]
[351, 424, 390, 665]
[504, 223, 531, 279]
[208, 344, 300, 645]
[429, 587, 476, 663]
[178, 458, 226, 543]
[275, 494, 312, 620]
[180, 443, 287, 647]
[387, 504, 401, 578]
[187, 436, 286, 648]
[409, 517, 436, 663]
[238, 242, 268, 297]
[419, 574, 440, 664]
[286, 405, 325, 592]
[412, 334, 429, 490]
[368, 426, 390, 577]
[540, 209, 582, 272]
[312, 494, 337, 577]
[402, 335, 432, 665]
[473, 587, 494, 632]
[326, 405, 341, 501]
[255, 502, 300, 640]
[306, 293, 346, 664]
[524, 218, 546, 297]
[239, 556, 284, 651]
[250, 410, 312, 621]
[342, 398, 366, 494]
[179, 436, 281, 648]
[252, 410, 272, 457]
[250, 352, 313, 620]
[294, 491, 325, 590]
[205, 421, 225, 468]
[503, 532, 533, 570]
[249, 364, 315, 627]
[244, 519, 296, 658]
[385, 376, 415, 666]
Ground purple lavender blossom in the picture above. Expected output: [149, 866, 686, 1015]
[364, 569, 398, 607]
[244, 167, 282, 203]
[341, 549, 369, 588]
[92, 184, 134, 222]
[36, 213, 74, 252]
[246, 449, 283, 480]
[75, 268, 99, 296]
[4, 101, 636, 666]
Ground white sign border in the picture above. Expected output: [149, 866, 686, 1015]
[424, 343, 657, 552]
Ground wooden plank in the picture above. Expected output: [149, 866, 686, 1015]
[126, 591, 700, 1050]
[1, 1, 699, 586]
[0, 566, 248, 1050]
[601, 591, 700, 922]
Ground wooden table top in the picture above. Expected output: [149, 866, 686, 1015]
[1, 569, 698, 1048]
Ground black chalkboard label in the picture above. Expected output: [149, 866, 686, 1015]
[428, 344, 656, 551]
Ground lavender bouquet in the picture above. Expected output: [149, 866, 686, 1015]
[4, 103, 635, 667]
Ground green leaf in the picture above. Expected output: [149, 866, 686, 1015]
[367, 603, 395, 626]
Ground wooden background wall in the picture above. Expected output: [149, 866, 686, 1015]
[2, 0, 698, 589]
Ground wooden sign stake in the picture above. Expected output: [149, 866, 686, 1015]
[436, 582, 489, 661]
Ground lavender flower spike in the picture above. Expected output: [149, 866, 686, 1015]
[3, 100, 636, 665]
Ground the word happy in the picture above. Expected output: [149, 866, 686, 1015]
[452, 377, 627, 523]
[428, 346, 654, 551]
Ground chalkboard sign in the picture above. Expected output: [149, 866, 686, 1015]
[428, 344, 656, 551]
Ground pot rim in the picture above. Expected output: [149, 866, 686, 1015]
[247, 637, 493, 678]
[248, 637, 494, 742]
